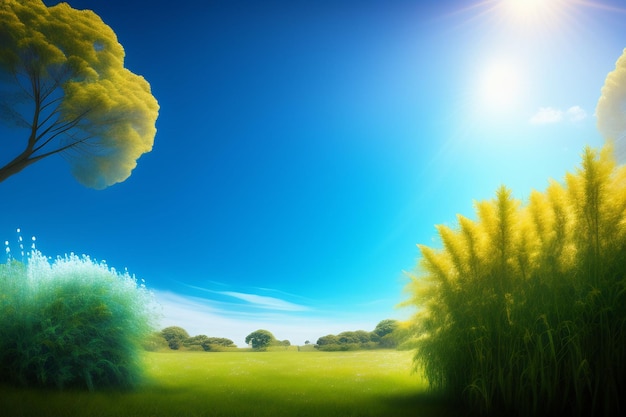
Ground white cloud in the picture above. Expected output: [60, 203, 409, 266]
[566, 106, 587, 122]
[529, 105, 587, 125]
[529, 107, 563, 124]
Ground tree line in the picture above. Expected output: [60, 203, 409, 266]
[315, 319, 404, 351]
[147, 326, 237, 352]
[152, 319, 406, 352]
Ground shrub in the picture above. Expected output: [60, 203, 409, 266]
[182, 335, 236, 351]
[245, 329, 275, 350]
[0, 250, 155, 390]
[405, 146, 626, 416]
[142, 332, 169, 352]
[161, 326, 190, 350]
[315, 321, 402, 351]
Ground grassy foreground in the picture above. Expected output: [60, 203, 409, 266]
[0, 350, 458, 417]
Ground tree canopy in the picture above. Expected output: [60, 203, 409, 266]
[160, 326, 189, 350]
[245, 329, 275, 350]
[315, 320, 403, 351]
[0, 0, 159, 188]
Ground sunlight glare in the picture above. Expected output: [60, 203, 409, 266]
[499, 0, 564, 26]
[479, 60, 521, 112]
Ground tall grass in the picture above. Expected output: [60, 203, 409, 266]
[406, 146, 626, 416]
[0, 246, 156, 390]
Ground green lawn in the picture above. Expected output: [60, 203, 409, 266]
[0, 350, 458, 417]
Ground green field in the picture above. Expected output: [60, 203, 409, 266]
[0, 350, 458, 417]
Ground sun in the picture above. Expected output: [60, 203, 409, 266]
[498, 0, 566, 27]
[503, 0, 554, 15]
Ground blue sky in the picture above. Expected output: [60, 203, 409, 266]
[2, 0, 626, 346]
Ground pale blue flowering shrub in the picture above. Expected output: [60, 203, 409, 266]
[0, 248, 155, 390]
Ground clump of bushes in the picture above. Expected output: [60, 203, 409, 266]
[160, 326, 236, 351]
[315, 319, 402, 351]
[406, 146, 626, 416]
[0, 250, 155, 390]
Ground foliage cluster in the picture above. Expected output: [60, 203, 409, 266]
[0, 250, 155, 390]
[158, 326, 235, 351]
[315, 319, 401, 351]
[245, 329, 276, 350]
[406, 147, 626, 416]
[0, 0, 159, 189]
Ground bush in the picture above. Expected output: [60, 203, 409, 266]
[182, 335, 236, 351]
[142, 332, 169, 352]
[245, 329, 275, 350]
[161, 326, 190, 350]
[315, 321, 403, 351]
[405, 146, 626, 416]
[0, 250, 155, 390]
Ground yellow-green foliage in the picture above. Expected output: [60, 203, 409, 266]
[0, 0, 159, 188]
[406, 146, 626, 416]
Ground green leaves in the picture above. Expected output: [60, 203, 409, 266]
[407, 146, 626, 416]
[0, 251, 155, 390]
[245, 329, 276, 350]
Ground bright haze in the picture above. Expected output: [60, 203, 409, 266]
[2, 0, 626, 346]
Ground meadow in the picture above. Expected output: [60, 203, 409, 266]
[0, 350, 458, 417]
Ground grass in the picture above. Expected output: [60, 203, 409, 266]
[0, 350, 459, 417]
[405, 146, 626, 416]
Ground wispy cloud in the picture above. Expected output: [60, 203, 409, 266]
[219, 291, 310, 311]
[182, 283, 310, 312]
[529, 106, 587, 125]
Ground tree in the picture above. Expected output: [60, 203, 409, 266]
[206, 337, 236, 348]
[0, 0, 159, 189]
[245, 329, 275, 350]
[316, 334, 339, 346]
[372, 319, 400, 347]
[183, 335, 236, 351]
[183, 334, 211, 351]
[337, 331, 369, 345]
[373, 319, 399, 338]
[160, 326, 189, 350]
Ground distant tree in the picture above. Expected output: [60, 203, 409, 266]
[316, 323, 402, 351]
[0, 0, 159, 188]
[304, 340, 310, 345]
[373, 319, 399, 339]
[354, 330, 372, 344]
[280, 340, 291, 347]
[142, 331, 169, 352]
[338, 331, 370, 345]
[161, 326, 189, 350]
[245, 329, 275, 350]
[372, 319, 400, 347]
[316, 334, 339, 346]
[206, 337, 236, 348]
[183, 334, 210, 351]
[182, 335, 236, 351]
